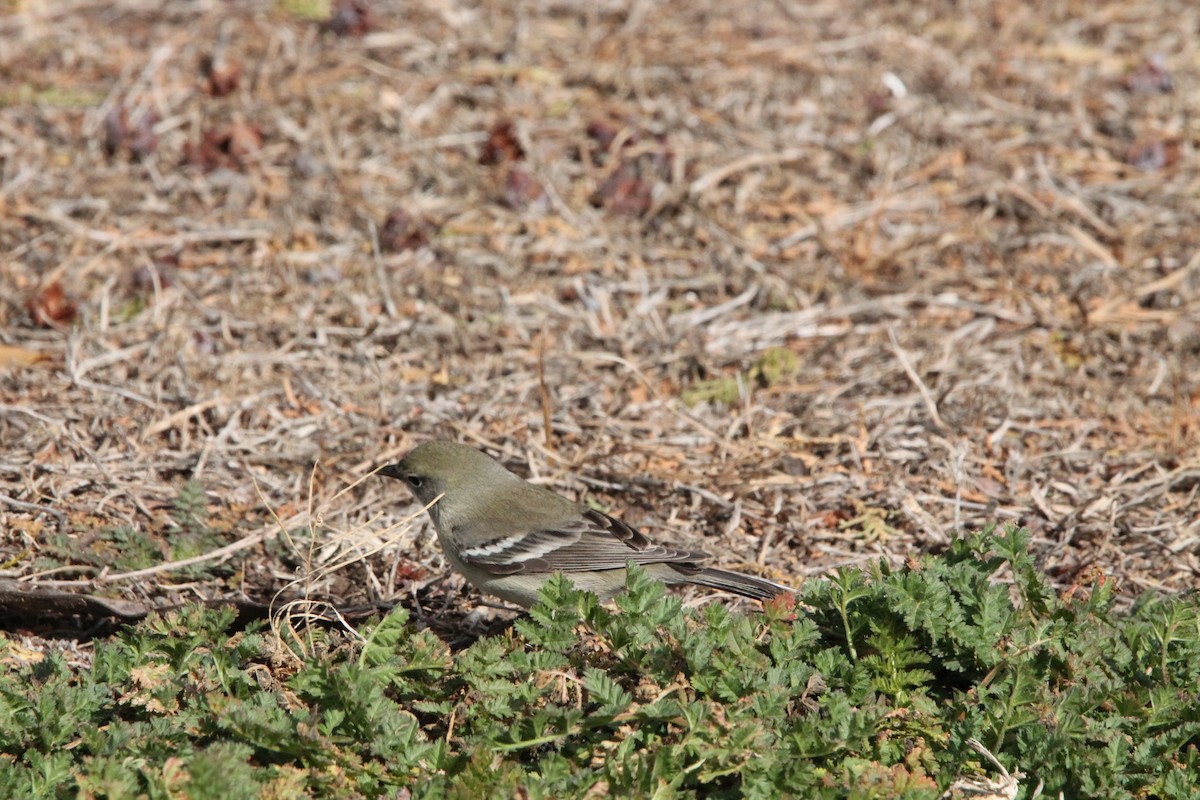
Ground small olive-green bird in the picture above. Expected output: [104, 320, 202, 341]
[379, 441, 792, 608]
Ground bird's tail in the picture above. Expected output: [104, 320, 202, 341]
[688, 567, 793, 601]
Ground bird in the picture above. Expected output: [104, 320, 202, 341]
[378, 440, 792, 608]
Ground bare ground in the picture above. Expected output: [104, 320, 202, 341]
[1, 0, 1198, 646]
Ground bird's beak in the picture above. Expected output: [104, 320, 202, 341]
[377, 463, 404, 480]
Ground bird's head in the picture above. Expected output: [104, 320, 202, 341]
[379, 440, 519, 508]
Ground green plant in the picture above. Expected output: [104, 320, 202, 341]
[1, 527, 1197, 798]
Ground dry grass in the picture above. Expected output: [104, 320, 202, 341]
[2, 0, 1199, 641]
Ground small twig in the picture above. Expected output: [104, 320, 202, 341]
[0, 493, 68, 526]
[141, 395, 227, 439]
[941, 737, 1020, 799]
[689, 148, 809, 196]
[670, 284, 759, 332]
[1090, 248, 1200, 325]
[366, 217, 398, 320]
[537, 338, 553, 447]
[675, 482, 734, 509]
[69, 376, 157, 409]
[887, 325, 947, 431]
[26, 209, 272, 249]
[94, 529, 270, 583]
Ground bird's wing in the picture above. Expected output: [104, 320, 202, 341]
[457, 507, 709, 575]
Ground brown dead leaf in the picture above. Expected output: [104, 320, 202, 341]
[183, 122, 263, 172]
[585, 118, 628, 159]
[131, 253, 179, 292]
[501, 168, 546, 211]
[200, 52, 242, 97]
[479, 120, 524, 165]
[591, 164, 653, 217]
[0, 344, 51, 368]
[327, 0, 372, 36]
[626, 382, 650, 405]
[585, 118, 650, 159]
[1123, 54, 1172, 95]
[1127, 136, 1179, 171]
[103, 104, 159, 161]
[26, 283, 78, 328]
[380, 209, 434, 252]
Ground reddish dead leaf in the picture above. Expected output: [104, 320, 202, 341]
[1124, 54, 1172, 95]
[865, 89, 893, 118]
[327, 0, 372, 36]
[200, 52, 242, 97]
[762, 590, 798, 620]
[103, 107, 124, 157]
[1060, 564, 1114, 604]
[393, 561, 429, 583]
[589, 118, 650, 149]
[131, 253, 179, 292]
[586, 118, 625, 153]
[590, 164, 653, 217]
[192, 330, 222, 355]
[128, 113, 160, 160]
[501, 168, 546, 211]
[585, 118, 652, 167]
[26, 283, 78, 328]
[645, 137, 674, 179]
[380, 209, 434, 252]
[585, 117, 674, 197]
[1127, 136, 1178, 171]
[223, 122, 263, 160]
[183, 122, 263, 172]
[479, 120, 524, 165]
[816, 509, 851, 528]
[585, 119, 675, 179]
[103, 104, 159, 160]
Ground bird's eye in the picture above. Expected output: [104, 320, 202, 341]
[406, 475, 423, 488]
